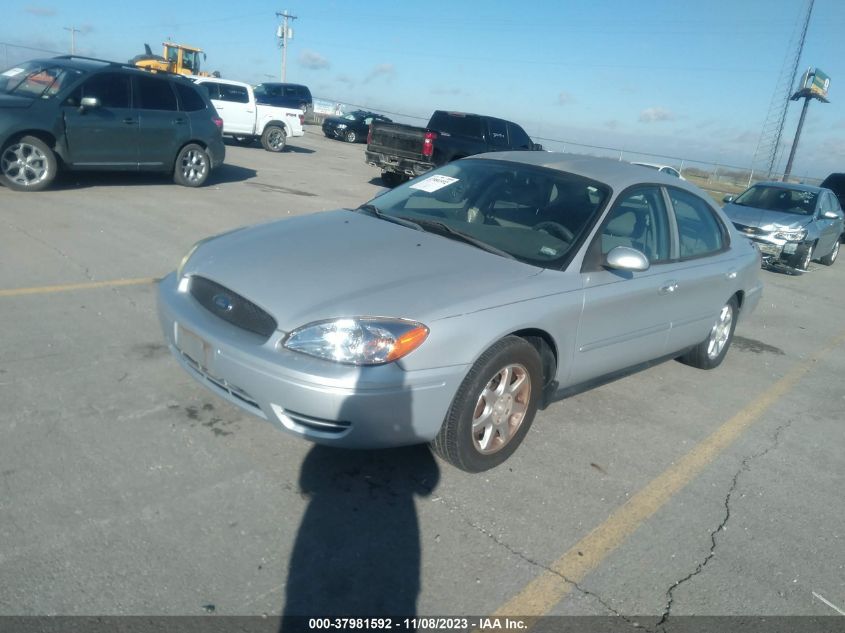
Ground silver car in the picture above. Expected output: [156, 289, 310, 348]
[157, 153, 762, 472]
[723, 182, 844, 272]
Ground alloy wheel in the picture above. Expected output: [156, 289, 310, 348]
[472, 363, 531, 454]
[180, 149, 208, 184]
[706, 304, 733, 360]
[1, 142, 49, 187]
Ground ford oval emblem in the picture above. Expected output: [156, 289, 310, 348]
[212, 293, 234, 312]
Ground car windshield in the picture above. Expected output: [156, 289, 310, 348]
[0, 61, 79, 99]
[362, 159, 610, 268]
[343, 112, 367, 120]
[733, 185, 817, 216]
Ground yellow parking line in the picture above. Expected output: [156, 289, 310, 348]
[494, 328, 845, 619]
[0, 277, 157, 297]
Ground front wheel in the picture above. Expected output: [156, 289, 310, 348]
[0, 136, 58, 192]
[431, 336, 542, 472]
[345, 130, 358, 143]
[819, 239, 839, 266]
[677, 296, 738, 370]
[261, 125, 286, 152]
[173, 144, 210, 187]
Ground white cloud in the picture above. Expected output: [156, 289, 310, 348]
[557, 91, 575, 105]
[364, 63, 395, 84]
[298, 50, 330, 70]
[638, 107, 675, 123]
[25, 6, 56, 16]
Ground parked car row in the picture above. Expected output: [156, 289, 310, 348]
[0, 56, 310, 191]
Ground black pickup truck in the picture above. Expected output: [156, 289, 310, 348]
[365, 110, 542, 185]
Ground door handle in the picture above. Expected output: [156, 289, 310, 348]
[173, 118, 186, 125]
[725, 270, 737, 280]
[659, 281, 679, 295]
[122, 118, 136, 125]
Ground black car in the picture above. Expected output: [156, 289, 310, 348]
[252, 82, 312, 113]
[821, 174, 845, 240]
[322, 110, 391, 143]
[0, 56, 225, 191]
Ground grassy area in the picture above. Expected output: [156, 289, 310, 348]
[684, 174, 747, 205]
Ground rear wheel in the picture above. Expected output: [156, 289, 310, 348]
[173, 144, 210, 187]
[819, 239, 839, 266]
[677, 297, 738, 370]
[431, 336, 542, 472]
[381, 171, 402, 187]
[0, 136, 58, 192]
[261, 125, 286, 152]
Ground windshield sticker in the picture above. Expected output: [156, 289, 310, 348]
[539, 246, 558, 257]
[409, 175, 459, 193]
[1, 68, 25, 77]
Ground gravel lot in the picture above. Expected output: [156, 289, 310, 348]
[1, 129, 843, 625]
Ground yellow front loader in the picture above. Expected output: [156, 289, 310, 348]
[130, 42, 217, 77]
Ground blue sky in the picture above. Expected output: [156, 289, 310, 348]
[2, 0, 843, 178]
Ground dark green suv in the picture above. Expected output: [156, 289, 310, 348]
[0, 56, 225, 191]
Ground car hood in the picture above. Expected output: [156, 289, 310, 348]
[0, 94, 35, 109]
[184, 210, 546, 330]
[723, 203, 813, 230]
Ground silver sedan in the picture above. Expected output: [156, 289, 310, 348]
[157, 153, 763, 472]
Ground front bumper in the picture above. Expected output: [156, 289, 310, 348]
[156, 273, 469, 448]
[743, 235, 811, 271]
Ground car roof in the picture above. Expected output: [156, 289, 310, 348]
[473, 152, 703, 195]
[255, 82, 309, 89]
[749, 180, 827, 194]
[194, 76, 248, 87]
[632, 162, 673, 169]
[32, 56, 196, 83]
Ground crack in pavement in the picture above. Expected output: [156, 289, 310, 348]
[432, 492, 640, 626]
[5, 221, 95, 282]
[655, 419, 794, 630]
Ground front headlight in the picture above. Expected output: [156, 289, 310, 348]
[772, 228, 807, 241]
[283, 318, 429, 365]
[336, 123, 347, 129]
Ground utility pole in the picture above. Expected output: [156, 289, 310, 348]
[63, 26, 82, 54]
[275, 10, 297, 82]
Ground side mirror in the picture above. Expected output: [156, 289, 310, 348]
[604, 246, 650, 272]
[722, 194, 735, 203]
[822, 210, 840, 220]
[79, 96, 100, 111]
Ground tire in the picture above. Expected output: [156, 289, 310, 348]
[819, 239, 839, 266]
[261, 125, 286, 152]
[431, 336, 542, 472]
[677, 296, 738, 370]
[0, 135, 58, 192]
[345, 130, 357, 143]
[173, 143, 210, 187]
[231, 136, 254, 147]
[796, 242, 814, 273]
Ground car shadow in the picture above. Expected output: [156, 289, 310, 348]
[52, 164, 257, 189]
[284, 145, 316, 154]
[280, 444, 439, 628]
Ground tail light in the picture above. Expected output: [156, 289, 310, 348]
[367, 124, 373, 145]
[212, 116, 223, 130]
[299, 114, 304, 125]
[422, 131, 437, 157]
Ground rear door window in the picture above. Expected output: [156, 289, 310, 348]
[197, 81, 221, 100]
[429, 112, 484, 138]
[488, 118, 508, 148]
[174, 82, 207, 112]
[219, 83, 249, 104]
[668, 188, 726, 258]
[136, 76, 178, 111]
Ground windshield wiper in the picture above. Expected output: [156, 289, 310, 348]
[356, 204, 422, 231]
[412, 219, 515, 259]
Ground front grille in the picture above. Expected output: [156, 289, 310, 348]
[189, 276, 277, 339]
[733, 222, 766, 236]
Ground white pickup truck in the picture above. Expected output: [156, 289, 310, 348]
[193, 77, 304, 152]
